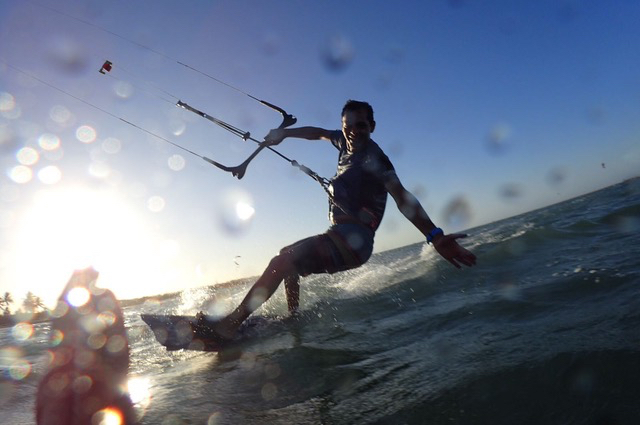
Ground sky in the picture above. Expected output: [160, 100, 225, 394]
[1, 0, 639, 308]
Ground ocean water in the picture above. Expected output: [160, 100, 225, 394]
[2, 179, 639, 424]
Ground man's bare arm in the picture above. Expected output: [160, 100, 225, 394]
[385, 175, 477, 268]
[264, 127, 334, 146]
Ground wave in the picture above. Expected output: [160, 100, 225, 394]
[121, 181, 640, 424]
[374, 349, 640, 425]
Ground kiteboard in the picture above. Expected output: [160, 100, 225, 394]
[141, 313, 266, 352]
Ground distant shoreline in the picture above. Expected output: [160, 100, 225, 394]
[0, 277, 252, 328]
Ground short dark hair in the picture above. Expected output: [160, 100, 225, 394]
[341, 100, 375, 127]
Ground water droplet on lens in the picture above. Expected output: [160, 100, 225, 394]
[321, 34, 354, 72]
[168, 154, 185, 171]
[0, 92, 16, 112]
[585, 106, 605, 125]
[147, 195, 165, 213]
[102, 137, 121, 154]
[114, 81, 134, 99]
[383, 45, 405, 64]
[499, 183, 523, 200]
[89, 161, 110, 179]
[169, 118, 186, 136]
[546, 167, 566, 186]
[47, 36, 89, 74]
[442, 196, 472, 228]
[49, 105, 74, 126]
[215, 188, 255, 235]
[486, 123, 511, 154]
[262, 32, 281, 56]
[448, 0, 466, 9]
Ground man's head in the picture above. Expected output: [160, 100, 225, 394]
[341, 100, 375, 151]
[341, 100, 375, 128]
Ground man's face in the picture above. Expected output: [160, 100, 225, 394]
[342, 109, 374, 152]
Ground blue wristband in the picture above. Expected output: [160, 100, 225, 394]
[426, 227, 443, 244]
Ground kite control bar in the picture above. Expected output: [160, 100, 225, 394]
[176, 100, 328, 188]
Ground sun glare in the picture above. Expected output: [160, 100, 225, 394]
[236, 201, 255, 221]
[67, 287, 91, 307]
[10, 186, 180, 306]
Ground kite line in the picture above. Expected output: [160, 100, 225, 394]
[15, 2, 334, 194]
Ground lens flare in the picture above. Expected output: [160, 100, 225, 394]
[9, 358, 31, 380]
[49, 105, 73, 125]
[102, 137, 121, 154]
[106, 335, 127, 354]
[0, 92, 16, 112]
[39, 133, 61, 150]
[8, 165, 32, 183]
[38, 165, 62, 185]
[147, 195, 165, 212]
[127, 376, 151, 408]
[76, 125, 97, 144]
[67, 287, 90, 307]
[236, 201, 255, 221]
[16, 147, 39, 166]
[11, 322, 34, 341]
[92, 407, 124, 425]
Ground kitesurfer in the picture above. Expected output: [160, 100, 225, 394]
[209, 100, 476, 339]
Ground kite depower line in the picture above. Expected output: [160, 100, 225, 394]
[97, 60, 331, 195]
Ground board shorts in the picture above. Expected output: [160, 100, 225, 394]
[282, 223, 375, 276]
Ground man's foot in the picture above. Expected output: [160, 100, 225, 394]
[289, 309, 301, 320]
[192, 311, 237, 341]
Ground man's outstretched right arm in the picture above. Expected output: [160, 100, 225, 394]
[264, 127, 334, 146]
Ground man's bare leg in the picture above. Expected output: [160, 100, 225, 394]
[214, 252, 296, 338]
[284, 274, 300, 315]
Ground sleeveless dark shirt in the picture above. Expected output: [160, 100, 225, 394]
[328, 131, 397, 231]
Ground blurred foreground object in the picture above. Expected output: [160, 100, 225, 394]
[36, 267, 137, 424]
